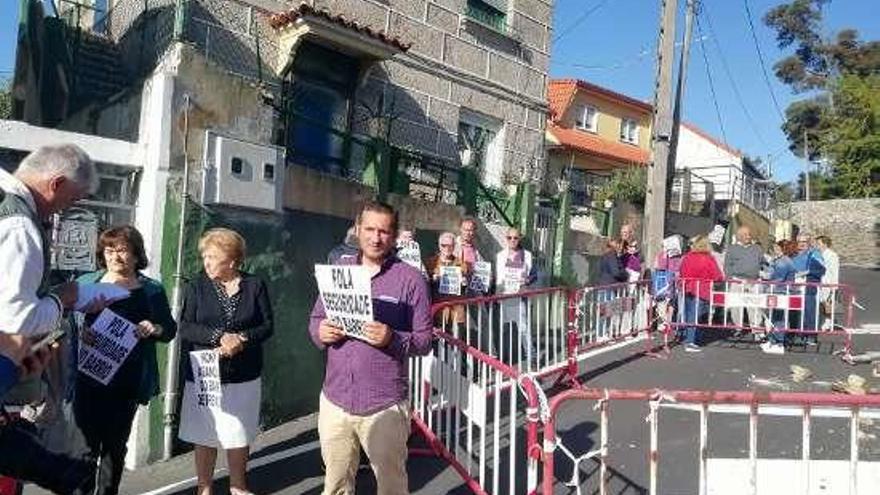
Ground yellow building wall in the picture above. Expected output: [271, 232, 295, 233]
[561, 91, 652, 154]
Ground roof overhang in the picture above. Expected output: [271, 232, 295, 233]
[270, 5, 410, 77]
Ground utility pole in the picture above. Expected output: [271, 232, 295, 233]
[643, 0, 679, 266]
[665, 0, 697, 223]
[803, 129, 811, 201]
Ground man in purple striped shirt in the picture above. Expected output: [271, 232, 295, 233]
[309, 201, 433, 495]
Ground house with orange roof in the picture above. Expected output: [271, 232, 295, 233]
[546, 78, 773, 216]
[544, 79, 653, 206]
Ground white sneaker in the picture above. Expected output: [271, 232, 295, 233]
[821, 319, 833, 331]
[760, 341, 785, 355]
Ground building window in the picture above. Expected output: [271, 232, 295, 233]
[466, 0, 507, 32]
[575, 105, 598, 132]
[458, 110, 505, 188]
[285, 42, 360, 177]
[620, 118, 639, 145]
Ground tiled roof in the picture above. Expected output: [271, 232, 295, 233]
[547, 122, 650, 165]
[269, 3, 411, 52]
[681, 122, 742, 158]
[549, 78, 652, 123]
[548, 80, 578, 122]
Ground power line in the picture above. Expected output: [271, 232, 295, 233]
[699, 7, 769, 148]
[742, 0, 786, 120]
[553, 0, 611, 43]
[696, 16, 730, 150]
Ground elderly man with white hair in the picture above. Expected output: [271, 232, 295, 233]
[0, 144, 101, 494]
[0, 144, 99, 337]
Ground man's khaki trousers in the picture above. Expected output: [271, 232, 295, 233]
[319, 393, 411, 495]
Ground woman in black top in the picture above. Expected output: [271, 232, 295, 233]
[73, 226, 177, 495]
[178, 228, 273, 495]
[598, 238, 628, 286]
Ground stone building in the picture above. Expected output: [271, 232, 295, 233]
[7, 0, 555, 465]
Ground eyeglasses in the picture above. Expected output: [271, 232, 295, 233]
[506, 236, 520, 240]
[440, 243, 454, 248]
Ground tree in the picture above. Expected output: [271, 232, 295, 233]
[594, 167, 647, 207]
[821, 74, 880, 197]
[0, 77, 12, 119]
[764, 1, 880, 198]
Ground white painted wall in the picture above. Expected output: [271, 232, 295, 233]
[675, 125, 743, 201]
[0, 120, 144, 167]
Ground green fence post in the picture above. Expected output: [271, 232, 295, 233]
[519, 182, 535, 238]
[362, 138, 392, 201]
[553, 186, 572, 285]
[174, 0, 189, 41]
[458, 167, 478, 215]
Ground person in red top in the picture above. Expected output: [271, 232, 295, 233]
[679, 235, 724, 352]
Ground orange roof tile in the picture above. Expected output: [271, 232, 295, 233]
[270, 3, 411, 52]
[548, 80, 578, 122]
[548, 123, 650, 165]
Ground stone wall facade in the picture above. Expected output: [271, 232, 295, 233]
[185, 0, 552, 187]
[332, 0, 551, 185]
[788, 199, 879, 268]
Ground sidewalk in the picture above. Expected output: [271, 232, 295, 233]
[24, 412, 467, 495]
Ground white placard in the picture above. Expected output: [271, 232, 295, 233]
[396, 240, 425, 273]
[75, 283, 130, 311]
[502, 266, 523, 294]
[189, 350, 222, 408]
[77, 309, 139, 385]
[315, 264, 374, 340]
[468, 261, 493, 294]
[438, 266, 463, 296]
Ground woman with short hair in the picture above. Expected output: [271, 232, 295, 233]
[178, 228, 274, 495]
[760, 239, 799, 355]
[678, 235, 724, 352]
[73, 225, 177, 495]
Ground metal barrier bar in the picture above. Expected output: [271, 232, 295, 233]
[409, 328, 543, 495]
[432, 287, 571, 379]
[670, 279, 856, 353]
[542, 388, 880, 495]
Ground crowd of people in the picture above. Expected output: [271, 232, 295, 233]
[639, 225, 841, 355]
[0, 144, 849, 495]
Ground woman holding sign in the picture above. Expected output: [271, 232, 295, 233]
[178, 228, 273, 495]
[72, 226, 177, 495]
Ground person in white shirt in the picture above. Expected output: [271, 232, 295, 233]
[0, 144, 103, 494]
[816, 235, 840, 330]
[0, 145, 99, 338]
[495, 228, 537, 369]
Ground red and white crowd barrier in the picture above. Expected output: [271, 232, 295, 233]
[411, 279, 869, 494]
[541, 388, 880, 495]
[670, 279, 856, 350]
[409, 330, 544, 494]
[431, 288, 572, 378]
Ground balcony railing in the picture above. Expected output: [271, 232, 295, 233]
[670, 169, 715, 216]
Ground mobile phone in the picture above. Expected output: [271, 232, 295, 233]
[30, 328, 66, 353]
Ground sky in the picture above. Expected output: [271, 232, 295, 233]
[550, 0, 880, 182]
[1, 1, 879, 182]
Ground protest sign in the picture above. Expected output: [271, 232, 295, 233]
[77, 309, 139, 385]
[190, 350, 222, 408]
[468, 261, 492, 293]
[438, 266, 463, 296]
[315, 264, 373, 340]
[396, 240, 425, 273]
[502, 267, 523, 294]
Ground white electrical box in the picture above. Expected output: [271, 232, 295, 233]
[202, 131, 285, 211]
